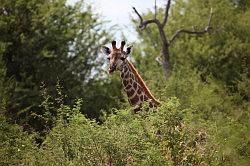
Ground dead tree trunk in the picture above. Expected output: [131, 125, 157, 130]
[133, 0, 213, 79]
[161, 45, 170, 79]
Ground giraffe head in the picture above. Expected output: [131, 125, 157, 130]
[101, 40, 133, 74]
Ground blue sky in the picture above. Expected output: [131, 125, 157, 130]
[67, 0, 166, 41]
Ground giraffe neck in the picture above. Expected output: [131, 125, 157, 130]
[120, 60, 160, 108]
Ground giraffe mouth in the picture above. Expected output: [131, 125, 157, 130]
[108, 68, 116, 74]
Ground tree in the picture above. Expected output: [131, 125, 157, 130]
[132, 0, 213, 79]
[0, 0, 124, 132]
[167, 0, 250, 88]
[132, 0, 249, 87]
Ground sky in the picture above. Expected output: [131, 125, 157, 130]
[67, 0, 166, 41]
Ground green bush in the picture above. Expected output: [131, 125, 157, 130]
[35, 97, 215, 166]
[1, 82, 249, 165]
[161, 66, 250, 165]
[0, 116, 38, 166]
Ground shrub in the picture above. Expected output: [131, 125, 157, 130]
[37, 97, 216, 165]
[0, 116, 38, 166]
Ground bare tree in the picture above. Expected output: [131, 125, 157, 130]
[133, 0, 213, 79]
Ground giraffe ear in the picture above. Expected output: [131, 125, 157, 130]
[126, 45, 133, 55]
[101, 46, 111, 55]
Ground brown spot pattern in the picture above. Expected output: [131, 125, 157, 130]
[130, 96, 139, 105]
[130, 79, 133, 84]
[137, 88, 142, 94]
[123, 79, 129, 86]
[119, 61, 160, 109]
[130, 74, 134, 80]
[133, 82, 137, 89]
[127, 89, 135, 97]
[125, 84, 132, 90]
[140, 95, 144, 101]
[125, 73, 129, 79]
[123, 67, 128, 73]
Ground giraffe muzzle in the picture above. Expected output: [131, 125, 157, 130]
[108, 66, 116, 74]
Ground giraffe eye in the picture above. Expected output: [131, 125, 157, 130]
[120, 57, 126, 61]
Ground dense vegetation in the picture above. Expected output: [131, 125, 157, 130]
[0, 0, 249, 165]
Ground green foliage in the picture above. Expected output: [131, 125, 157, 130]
[162, 66, 232, 116]
[1, 92, 249, 165]
[161, 66, 250, 165]
[168, 0, 250, 88]
[130, 1, 250, 165]
[82, 75, 127, 121]
[132, 0, 250, 90]
[35, 97, 215, 165]
[0, 0, 124, 132]
[0, 116, 38, 166]
[0, 43, 8, 111]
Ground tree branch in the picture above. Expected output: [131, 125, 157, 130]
[162, 0, 172, 27]
[169, 8, 213, 44]
[154, 0, 157, 19]
[132, 7, 159, 29]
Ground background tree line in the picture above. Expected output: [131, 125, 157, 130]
[0, 0, 249, 165]
[0, 0, 126, 136]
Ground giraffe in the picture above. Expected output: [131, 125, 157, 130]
[101, 40, 160, 112]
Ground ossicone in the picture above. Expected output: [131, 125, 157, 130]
[111, 40, 117, 49]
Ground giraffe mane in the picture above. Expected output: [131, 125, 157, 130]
[127, 61, 160, 105]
